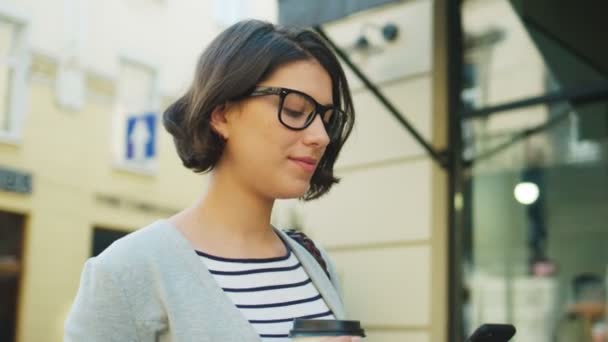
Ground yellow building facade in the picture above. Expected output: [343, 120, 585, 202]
[0, 1, 276, 341]
[0, 53, 205, 341]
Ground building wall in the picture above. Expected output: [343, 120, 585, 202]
[4, 0, 277, 96]
[272, 1, 448, 341]
[6, 61, 200, 342]
[0, 1, 276, 341]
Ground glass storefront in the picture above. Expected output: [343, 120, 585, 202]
[459, 1, 608, 341]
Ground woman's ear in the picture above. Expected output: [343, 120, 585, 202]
[210, 104, 229, 140]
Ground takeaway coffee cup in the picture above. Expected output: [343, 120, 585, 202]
[289, 319, 365, 341]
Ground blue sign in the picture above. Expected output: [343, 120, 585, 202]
[125, 112, 156, 161]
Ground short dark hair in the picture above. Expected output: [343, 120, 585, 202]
[163, 19, 355, 200]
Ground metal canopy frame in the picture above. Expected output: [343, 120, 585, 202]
[462, 81, 608, 166]
[462, 82, 608, 119]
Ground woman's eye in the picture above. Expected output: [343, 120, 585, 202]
[283, 108, 306, 118]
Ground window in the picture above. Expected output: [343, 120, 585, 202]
[112, 57, 159, 174]
[55, 0, 87, 111]
[458, 1, 608, 342]
[0, 19, 16, 130]
[91, 227, 128, 257]
[0, 7, 29, 143]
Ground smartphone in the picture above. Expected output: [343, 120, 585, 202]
[466, 324, 516, 342]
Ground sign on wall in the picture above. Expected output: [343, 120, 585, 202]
[0, 166, 32, 194]
[125, 112, 156, 162]
[114, 111, 158, 172]
[112, 58, 159, 173]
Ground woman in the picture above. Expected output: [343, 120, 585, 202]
[65, 19, 356, 342]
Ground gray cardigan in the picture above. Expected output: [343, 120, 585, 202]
[64, 220, 346, 342]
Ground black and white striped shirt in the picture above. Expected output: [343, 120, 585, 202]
[196, 242, 335, 341]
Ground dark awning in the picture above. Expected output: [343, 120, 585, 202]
[278, 0, 402, 26]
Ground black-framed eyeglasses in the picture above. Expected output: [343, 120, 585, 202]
[248, 86, 344, 139]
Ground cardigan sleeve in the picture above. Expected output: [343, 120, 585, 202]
[64, 258, 140, 342]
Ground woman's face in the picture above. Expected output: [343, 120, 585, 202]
[215, 59, 333, 200]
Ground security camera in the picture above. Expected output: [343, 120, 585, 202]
[382, 23, 399, 41]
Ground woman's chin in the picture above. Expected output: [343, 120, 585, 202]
[274, 189, 307, 200]
[272, 182, 310, 199]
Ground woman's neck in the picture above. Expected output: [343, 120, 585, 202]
[171, 169, 284, 259]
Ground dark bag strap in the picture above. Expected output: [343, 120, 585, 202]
[284, 229, 330, 280]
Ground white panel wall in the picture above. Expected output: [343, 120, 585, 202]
[331, 246, 431, 326]
[301, 160, 432, 247]
[273, 0, 445, 339]
[338, 76, 432, 167]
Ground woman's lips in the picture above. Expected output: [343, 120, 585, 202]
[289, 157, 318, 173]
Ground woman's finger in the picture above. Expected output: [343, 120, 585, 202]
[320, 337, 361, 342]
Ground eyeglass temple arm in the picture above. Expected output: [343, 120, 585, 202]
[250, 86, 282, 96]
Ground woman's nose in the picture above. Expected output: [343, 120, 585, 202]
[303, 114, 331, 147]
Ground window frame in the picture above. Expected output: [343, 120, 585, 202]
[0, 4, 30, 145]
